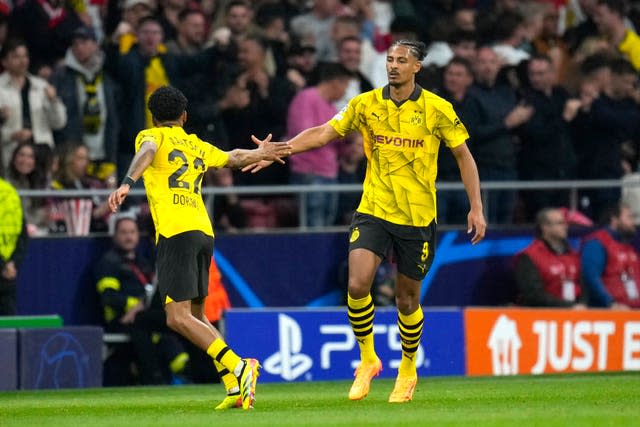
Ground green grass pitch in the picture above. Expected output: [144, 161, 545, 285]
[1, 373, 638, 427]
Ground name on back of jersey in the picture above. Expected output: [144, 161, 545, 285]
[170, 135, 206, 158]
[173, 193, 198, 208]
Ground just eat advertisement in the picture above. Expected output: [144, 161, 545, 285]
[465, 308, 640, 376]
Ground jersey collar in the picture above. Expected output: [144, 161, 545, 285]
[382, 83, 422, 107]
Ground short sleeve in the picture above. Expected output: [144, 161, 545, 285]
[203, 141, 229, 169]
[328, 96, 360, 137]
[436, 101, 469, 149]
[134, 129, 161, 152]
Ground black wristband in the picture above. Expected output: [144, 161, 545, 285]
[122, 176, 136, 187]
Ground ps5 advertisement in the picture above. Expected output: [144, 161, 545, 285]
[225, 308, 465, 382]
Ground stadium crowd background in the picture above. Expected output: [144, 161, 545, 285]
[2, 0, 640, 388]
[0, 0, 639, 234]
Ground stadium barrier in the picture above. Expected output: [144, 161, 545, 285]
[0, 329, 18, 390]
[223, 307, 640, 383]
[0, 315, 64, 391]
[15, 178, 633, 229]
[0, 315, 63, 328]
[17, 228, 640, 324]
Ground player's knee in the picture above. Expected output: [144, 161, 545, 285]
[395, 294, 419, 315]
[166, 311, 187, 333]
[347, 279, 370, 299]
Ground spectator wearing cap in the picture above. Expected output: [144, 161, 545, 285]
[51, 26, 120, 178]
[9, 0, 84, 70]
[514, 207, 587, 308]
[285, 40, 319, 91]
[0, 39, 66, 172]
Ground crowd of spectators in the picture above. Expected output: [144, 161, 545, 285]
[0, 0, 639, 235]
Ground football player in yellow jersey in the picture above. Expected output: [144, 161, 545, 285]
[245, 40, 487, 403]
[108, 86, 291, 410]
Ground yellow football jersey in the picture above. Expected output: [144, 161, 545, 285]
[329, 85, 469, 227]
[134, 126, 229, 241]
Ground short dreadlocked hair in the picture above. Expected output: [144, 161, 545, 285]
[148, 86, 188, 122]
[389, 40, 428, 62]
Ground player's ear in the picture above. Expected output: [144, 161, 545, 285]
[181, 111, 187, 125]
[413, 59, 422, 74]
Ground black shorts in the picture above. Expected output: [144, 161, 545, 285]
[156, 231, 214, 303]
[348, 212, 436, 280]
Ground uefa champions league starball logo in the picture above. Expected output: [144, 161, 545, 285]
[34, 333, 90, 389]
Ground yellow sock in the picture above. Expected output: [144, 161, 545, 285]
[397, 307, 424, 377]
[214, 360, 239, 393]
[348, 293, 378, 364]
[206, 338, 242, 373]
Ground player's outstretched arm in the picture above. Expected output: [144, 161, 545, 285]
[226, 133, 292, 169]
[242, 124, 340, 173]
[451, 143, 486, 244]
[108, 140, 157, 212]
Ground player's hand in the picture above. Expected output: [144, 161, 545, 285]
[467, 208, 486, 245]
[242, 159, 275, 173]
[242, 134, 291, 173]
[1, 261, 16, 280]
[108, 184, 130, 213]
[255, 134, 292, 161]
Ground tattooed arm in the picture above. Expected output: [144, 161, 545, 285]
[108, 140, 157, 212]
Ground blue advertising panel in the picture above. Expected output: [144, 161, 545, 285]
[17, 229, 612, 325]
[19, 327, 103, 390]
[225, 307, 464, 382]
[0, 329, 18, 390]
